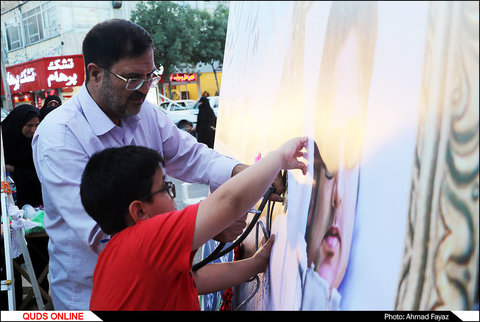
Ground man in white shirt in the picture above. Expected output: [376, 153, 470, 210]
[33, 19, 283, 310]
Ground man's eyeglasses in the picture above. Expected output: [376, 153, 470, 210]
[99, 64, 164, 91]
[138, 181, 176, 201]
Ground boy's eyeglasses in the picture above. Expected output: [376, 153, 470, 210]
[98, 64, 164, 91]
[138, 181, 176, 201]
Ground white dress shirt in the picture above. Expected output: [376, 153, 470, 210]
[32, 84, 239, 310]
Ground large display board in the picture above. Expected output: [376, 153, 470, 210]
[214, 1, 478, 310]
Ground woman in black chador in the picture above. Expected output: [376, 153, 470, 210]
[1, 104, 43, 207]
[196, 96, 217, 149]
[1, 104, 49, 309]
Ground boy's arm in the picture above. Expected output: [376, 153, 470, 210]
[192, 136, 307, 251]
[192, 235, 275, 294]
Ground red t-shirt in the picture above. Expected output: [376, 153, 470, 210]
[90, 203, 200, 311]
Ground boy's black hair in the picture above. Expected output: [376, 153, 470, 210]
[82, 19, 153, 82]
[80, 145, 165, 235]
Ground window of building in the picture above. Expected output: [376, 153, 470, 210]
[4, 14, 23, 51]
[41, 2, 59, 39]
[23, 6, 44, 44]
[4, 2, 60, 51]
[5, 23, 23, 50]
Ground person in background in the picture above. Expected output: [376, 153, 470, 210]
[196, 96, 217, 149]
[32, 18, 285, 310]
[185, 121, 197, 138]
[40, 95, 62, 121]
[1, 104, 42, 208]
[1, 104, 49, 308]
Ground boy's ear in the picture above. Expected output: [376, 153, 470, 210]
[128, 200, 148, 224]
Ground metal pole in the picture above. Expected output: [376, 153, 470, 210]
[17, 231, 45, 310]
[1, 131, 16, 310]
[1, 25, 14, 112]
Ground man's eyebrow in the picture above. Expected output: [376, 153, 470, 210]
[124, 69, 156, 78]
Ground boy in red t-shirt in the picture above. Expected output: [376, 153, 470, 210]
[80, 137, 308, 310]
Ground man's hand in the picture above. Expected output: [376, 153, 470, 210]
[214, 215, 247, 242]
[231, 163, 285, 202]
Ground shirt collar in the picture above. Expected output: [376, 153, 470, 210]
[79, 83, 141, 136]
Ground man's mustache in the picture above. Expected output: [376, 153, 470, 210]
[130, 91, 146, 100]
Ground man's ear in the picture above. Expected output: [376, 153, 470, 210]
[128, 200, 148, 224]
[87, 63, 103, 84]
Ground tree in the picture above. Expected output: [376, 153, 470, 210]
[191, 4, 229, 95]
[130, 1, 229, 97]
[131, 1, 199, 97]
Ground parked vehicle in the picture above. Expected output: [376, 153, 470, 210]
[155, 98, 198, 130]
[158, 99, 195, 111]
[156, 97, 220, 130]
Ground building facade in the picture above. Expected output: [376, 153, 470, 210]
[1, 1, 142, 109]
[1, 1, 225, 109]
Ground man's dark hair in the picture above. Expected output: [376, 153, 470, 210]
[80, 145, 165, 235]
[82, 19, 153, 82]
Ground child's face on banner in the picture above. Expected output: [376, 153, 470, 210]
[307, 30, 363, 290]
[307, 155, 359, 290]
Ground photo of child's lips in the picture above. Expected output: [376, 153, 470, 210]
[323, 225, 341, 251]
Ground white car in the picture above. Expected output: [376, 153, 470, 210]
[159, 99, 195, 111]
[156, 97, 220, 130]
[156, 100, 198, 129]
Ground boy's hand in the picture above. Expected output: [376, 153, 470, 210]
[252, 234, 275, 274]
[278, 137, 308, 175]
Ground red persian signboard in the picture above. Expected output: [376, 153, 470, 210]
[1, 54, 85, 95]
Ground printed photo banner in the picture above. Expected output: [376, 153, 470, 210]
[214, 1, 479, 311]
